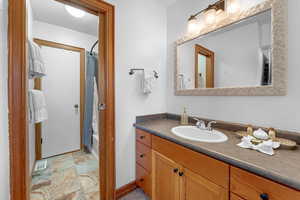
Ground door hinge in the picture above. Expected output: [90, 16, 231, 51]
[98, 103, 106, 111]
[41, 138, 43, 144]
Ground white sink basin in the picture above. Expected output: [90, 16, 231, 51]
[171, 126, 228, 143]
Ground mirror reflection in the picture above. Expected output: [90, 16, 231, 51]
[177, 10, 272, 90]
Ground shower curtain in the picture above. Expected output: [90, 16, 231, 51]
[83, 52, 98, 152]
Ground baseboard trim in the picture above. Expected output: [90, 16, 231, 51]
[30, 160, 37, 177]
[116, 181, 137, 199]
[30, 159, 37, 187]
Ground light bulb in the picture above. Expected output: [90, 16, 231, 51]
[65, 5, 86, 18]
[205, 8, 217, 25]
[216, 9, 226, 23]
[227, 0, 240, 14]
[187, 16, 199, 35]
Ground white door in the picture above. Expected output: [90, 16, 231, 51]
[41, 46, 81, 158]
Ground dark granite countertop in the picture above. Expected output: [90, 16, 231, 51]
[134, 118, 300, 191]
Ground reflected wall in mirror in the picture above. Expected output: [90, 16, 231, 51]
[175, 0, 287, 96]
[178, 10, 271, 90]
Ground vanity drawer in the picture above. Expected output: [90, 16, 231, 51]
[136, 129, 152, 147]
[136, 141, 152, 171]
[136, 163, 152, 197]
[230, 166, 300, 200]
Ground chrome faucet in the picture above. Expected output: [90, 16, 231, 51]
[193, 118, 206, 130]
[207, 121, 217, 131]
[193, 118, 217, 131]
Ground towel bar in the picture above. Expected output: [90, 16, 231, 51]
[129, 68, 159, 79]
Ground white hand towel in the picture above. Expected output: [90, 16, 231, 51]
[237, 135, 280, 156]
[92, 78, 99, 135]
[29, 89, 48, 123]
[28, 40, 46, 79]
[142, 70, 155, 94]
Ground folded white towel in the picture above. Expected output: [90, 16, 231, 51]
[28, 40, 46, 79]
[29, 89, 48, 123]
[237, 135, 280, 156]
[142, 70, 155, 94]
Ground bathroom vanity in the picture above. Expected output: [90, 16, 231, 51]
[132, 0, 294, 198]
[134, 115, 300, 200]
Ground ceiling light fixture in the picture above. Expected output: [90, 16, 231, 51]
[65, 5, 86, 18]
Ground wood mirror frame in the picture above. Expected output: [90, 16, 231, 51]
[175, 0, 288, 96]
[8, 0, 115, 199]
[195, 44, 215, 89]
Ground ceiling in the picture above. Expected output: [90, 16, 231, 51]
[30, 0, 98, 36]
[30, 0, 178, 36]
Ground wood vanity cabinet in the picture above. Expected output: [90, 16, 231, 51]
[135, 128, 300, 200]
[152, 151, 181, 200]
[230, 166, 300, 200]
[152, 150, 229, 200]
[136, 129, 152, 197]
[181, 167, 229, 200]
[151, 136, 229, 200]
[230, 193, 245, 200]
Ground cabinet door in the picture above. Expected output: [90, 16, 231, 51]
[152, 151, 182, 200]
[181, 168, 229, 200]
[231, 193, 245, 200]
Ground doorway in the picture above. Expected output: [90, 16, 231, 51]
[8, 0, 115, 200]
[194, 44, 215, 88]
[33, 39, 85, 160]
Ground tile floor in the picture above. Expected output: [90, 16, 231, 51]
[119, 189, 149, 200]
[30, 151, 99, 200]
[30, 151, 150, 200]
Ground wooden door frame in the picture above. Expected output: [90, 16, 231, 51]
[8, 0, 115, 200]
[33, 38, 86, 160]
[195, 44, 215, 88]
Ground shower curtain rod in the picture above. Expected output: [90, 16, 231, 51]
[90, 40, 99, 55]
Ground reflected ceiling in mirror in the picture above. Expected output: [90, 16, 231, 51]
[177, 10, 271, 90]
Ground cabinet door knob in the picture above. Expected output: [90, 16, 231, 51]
[173, 168, 179, 173]
[179, 172, 184, 177]
[260, 193, 269, 200]
[140, 135, 145, 139]
[140, 154, 145, 158]
[140, 178, 144, 182]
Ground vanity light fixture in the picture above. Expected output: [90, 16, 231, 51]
[227, 0, 241, 14]
[65, 5, 86, 18]
[187, 0, 240, 34]
[187, 15, 199, 34]
[205, 7, 217, 25]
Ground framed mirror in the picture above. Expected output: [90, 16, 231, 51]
[175, 0, 287, 96]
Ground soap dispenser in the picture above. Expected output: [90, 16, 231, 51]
[247, 125, 253, 136]
[268, 128, 276, 140]
[181, 107, 189, 125]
